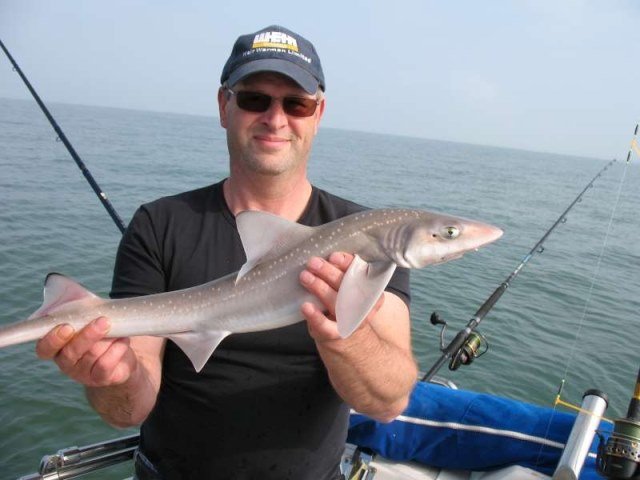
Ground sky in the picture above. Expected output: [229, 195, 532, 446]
[0, 0, 638, 159]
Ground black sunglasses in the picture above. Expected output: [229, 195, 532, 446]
[226, 88, 320, 118]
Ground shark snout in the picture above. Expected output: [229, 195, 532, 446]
[466, 222, 503, 250]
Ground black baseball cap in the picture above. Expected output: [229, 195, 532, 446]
[220, 25, 325, 94]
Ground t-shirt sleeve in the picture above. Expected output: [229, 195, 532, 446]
[386, 267, 411, 307]
[110, 206, 166, 299]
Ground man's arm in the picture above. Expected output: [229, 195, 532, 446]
[36, 319, 164, 428]
[300, 253, 417, 423]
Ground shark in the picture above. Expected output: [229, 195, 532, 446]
[0, 208, 502, 372]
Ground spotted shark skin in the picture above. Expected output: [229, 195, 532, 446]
[0, 208, 503, 371]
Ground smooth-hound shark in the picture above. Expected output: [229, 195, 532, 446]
[0, 208, 502, 371]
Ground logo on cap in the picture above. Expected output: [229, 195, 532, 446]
[252, 31, 299, 52]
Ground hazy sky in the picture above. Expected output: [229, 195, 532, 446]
[1, 0, 638, 159]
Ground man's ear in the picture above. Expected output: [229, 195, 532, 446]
[313, 97, 326, 134]
[218, 87, 228, 128]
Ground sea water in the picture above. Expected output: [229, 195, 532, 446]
[0, 97, 638, 478]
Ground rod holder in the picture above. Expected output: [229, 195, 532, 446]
[553, 389, 608, 480]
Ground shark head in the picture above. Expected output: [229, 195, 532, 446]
[384, 211, 503, 268]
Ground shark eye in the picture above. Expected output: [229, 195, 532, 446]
[442, 226, 460, 239]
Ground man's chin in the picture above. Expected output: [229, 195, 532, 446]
[243, 155, 300, 176]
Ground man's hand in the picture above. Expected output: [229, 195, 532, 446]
[36, 318, 164, 427]
[299, 251, 417, 422]
[299, 252, 384, 342]
[35, 317, 138, 388]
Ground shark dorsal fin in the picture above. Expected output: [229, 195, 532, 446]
[235, 210, 315, 283]
[336, 255, 397, 338]
[28, 273, 101, 319]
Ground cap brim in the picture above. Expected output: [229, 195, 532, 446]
[225, 59, 320, 94]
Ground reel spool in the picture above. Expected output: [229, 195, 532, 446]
[597, 369, 640, 479]
[429, 312, 488, 372]
[597, 419, 640, 478]
[449, 331, 488, 370]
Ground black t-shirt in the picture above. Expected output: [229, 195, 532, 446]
[111, 180, 410, 479]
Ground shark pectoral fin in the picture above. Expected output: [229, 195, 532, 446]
[169, 330, 231, 373]
[335, 255, 397, 338]
[28, 273, 102, 319]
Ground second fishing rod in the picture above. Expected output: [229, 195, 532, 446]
[0, 38, 126, 234]
[422, 158, 617, 382]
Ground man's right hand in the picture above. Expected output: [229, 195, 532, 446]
[35, 317, 139, 388]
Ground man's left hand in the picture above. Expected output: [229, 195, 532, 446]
[299, 252, 384, 342]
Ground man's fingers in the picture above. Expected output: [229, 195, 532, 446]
[300, 253, 358, 317]
[88, 338, 134, 385]
[302, 302, 341, 342]
[35, 324, 75, 360]
[306, 256, 345, 290]
[300, 253, 360, 319]
[33, 316, 138, 388]
[327, 252, 354, 271]
[55, 317, 111, 369]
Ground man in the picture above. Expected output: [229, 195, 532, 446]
[36, 25, 417, 479]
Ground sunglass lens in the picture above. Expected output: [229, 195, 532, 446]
[282, 97, 317, 117]
[233, 91, 318, 117]
[236, 92, 271, 112]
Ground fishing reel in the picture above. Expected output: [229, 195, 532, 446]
[596, 370, 640, 479]
[597, 419, 640, 479]
[430, 312, 489, 371]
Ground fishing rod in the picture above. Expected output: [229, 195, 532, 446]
[0, 38, 126, 234]
[422, 158, 617, 382]
[626, 124, 639, 164]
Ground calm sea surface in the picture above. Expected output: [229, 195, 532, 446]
[0, 97, 638, 478]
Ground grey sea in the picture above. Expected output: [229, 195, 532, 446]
[0, 97, 638, 479]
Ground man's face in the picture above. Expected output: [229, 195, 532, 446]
[219, 72, 325, 178]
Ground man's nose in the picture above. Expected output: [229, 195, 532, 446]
[260, 99, 288, 128]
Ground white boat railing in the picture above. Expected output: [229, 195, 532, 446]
[18, 377, 456, 479]
[18, 434, 138, 480]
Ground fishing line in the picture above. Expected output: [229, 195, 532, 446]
[534, 125, 637, 470]
[557, 160, 631, 388]
[0, 38, 126, 234]
[556, 125, 636, 401]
